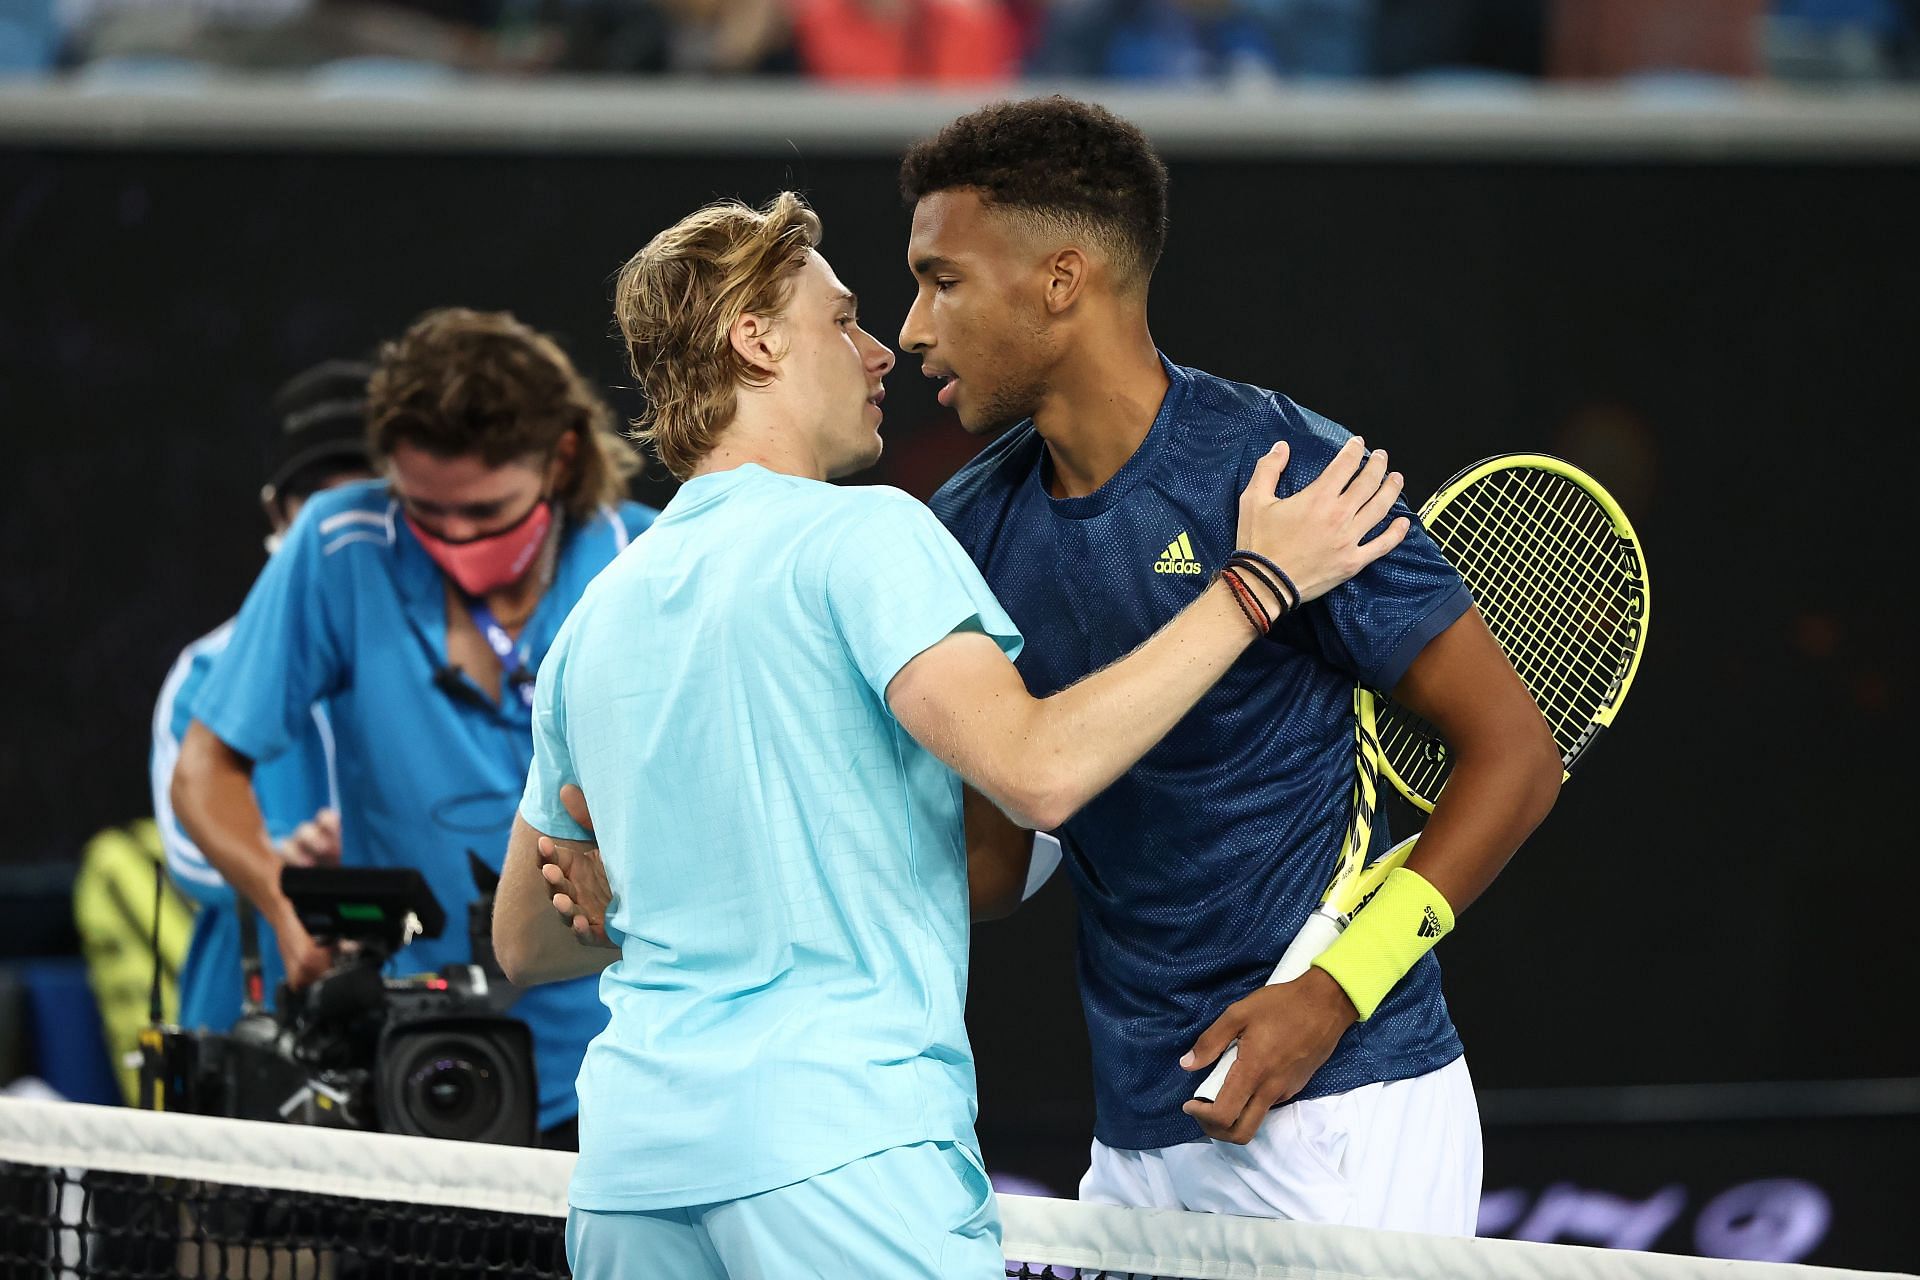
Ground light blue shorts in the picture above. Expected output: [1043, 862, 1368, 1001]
[566, 1140, 1002, 1280]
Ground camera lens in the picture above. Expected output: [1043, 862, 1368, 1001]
[396, 1039, 505, 1141]
[377, 1019, 536, 1145]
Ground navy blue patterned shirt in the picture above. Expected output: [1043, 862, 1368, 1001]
[931, 357, 1472, 1150]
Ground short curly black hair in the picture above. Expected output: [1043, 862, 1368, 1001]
[900, 96, 1169, 286]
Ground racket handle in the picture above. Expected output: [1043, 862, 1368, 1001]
[1191, 910, 1345, 1103]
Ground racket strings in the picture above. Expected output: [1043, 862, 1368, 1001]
[1442, 475, 1628, 735]
[1486, 470, 1629, 647]
[1429, 510, 1605, 739]
[1377, 466, 1647, 803]
[1442, 474, 1632, 722]
[1440, 529, 1615, 748]
[1376, 704, 1447, 798]
[1484, 471, 1640, 718]
[1454, 473, 1618, 656]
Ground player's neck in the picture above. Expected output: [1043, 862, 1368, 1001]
[694, 439, 829, 482]
[1033, 330, 1168, 500]
[692, 412, 831, 484]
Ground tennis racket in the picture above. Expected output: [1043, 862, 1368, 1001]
[1195, 452, 1651, 1103]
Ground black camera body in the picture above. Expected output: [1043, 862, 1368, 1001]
[142, 867, 538, 1147]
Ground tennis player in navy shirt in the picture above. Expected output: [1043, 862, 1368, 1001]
[902, 99, 1563, 1232]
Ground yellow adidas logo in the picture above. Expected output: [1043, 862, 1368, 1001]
[1154, 531, 1204, 576]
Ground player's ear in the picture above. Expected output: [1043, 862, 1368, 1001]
[730, 312, 781, 380]
[1043, 247, 1089, 316]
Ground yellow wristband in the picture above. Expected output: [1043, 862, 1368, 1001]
[1311, 866, 1455, 1021]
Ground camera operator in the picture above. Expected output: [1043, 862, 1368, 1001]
[151, 359, 376, 1034]
[171, 308, 654, 1147]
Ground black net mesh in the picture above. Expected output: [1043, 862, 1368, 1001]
[0, 1158, 1183, 1280]
[1, 1161, 569, 1279]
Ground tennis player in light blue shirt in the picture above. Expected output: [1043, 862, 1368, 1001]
[495, 194, 1411, 1278]
[524, 464, 1017, 1215]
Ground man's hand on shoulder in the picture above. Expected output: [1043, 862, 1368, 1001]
[1178, 968, 1358, 1144]
[1234, 437, 1409, 613]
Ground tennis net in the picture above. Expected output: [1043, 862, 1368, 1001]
[0, 1098, 1907, 1280]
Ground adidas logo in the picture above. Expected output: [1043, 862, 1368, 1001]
[1154, 531, 1204, 575]
[1417, 907, 1444, 939]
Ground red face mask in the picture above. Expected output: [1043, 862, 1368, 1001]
[406, 497, 553, 597]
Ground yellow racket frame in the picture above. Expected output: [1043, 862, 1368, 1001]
[1337, 453, 1651, 909]
[1375, 452, 1651, 814]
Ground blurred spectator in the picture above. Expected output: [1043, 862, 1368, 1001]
[1027, 0, 1374, 81]
[27, 0, 1919, 88]
[1549, 0, 1765, 80]
[1375, 0, 1545, 79]
[1244, 0, 1375, 76]
[1, 0, 62, 72]
[1027, 0, 1233, 80]
[544, 2, 672, 73]
[1766, 0, 1918, 80]
[649, 0, 794, 73]
[546, 0, 798, 75]
[61, 0, 566, 74]
[790, 0, 1022, 83]
[1024, 0, 1545, 84]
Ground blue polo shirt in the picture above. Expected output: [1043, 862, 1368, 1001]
[931, 358, 1472, 1150]
[191, 479, 656, 1132]
[150, 619, 336, 1031]
[519, 465, 1021, 1210]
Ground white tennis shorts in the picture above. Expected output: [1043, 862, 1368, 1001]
[1079, 1056, 1481, 1235]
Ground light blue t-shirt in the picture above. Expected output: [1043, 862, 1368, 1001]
[519, 464, 1021, 1211]
[150, 619, 338, 1031]
[193, 480, 657, 1132]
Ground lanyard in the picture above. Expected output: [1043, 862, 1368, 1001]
[464, 597, 536, 709]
